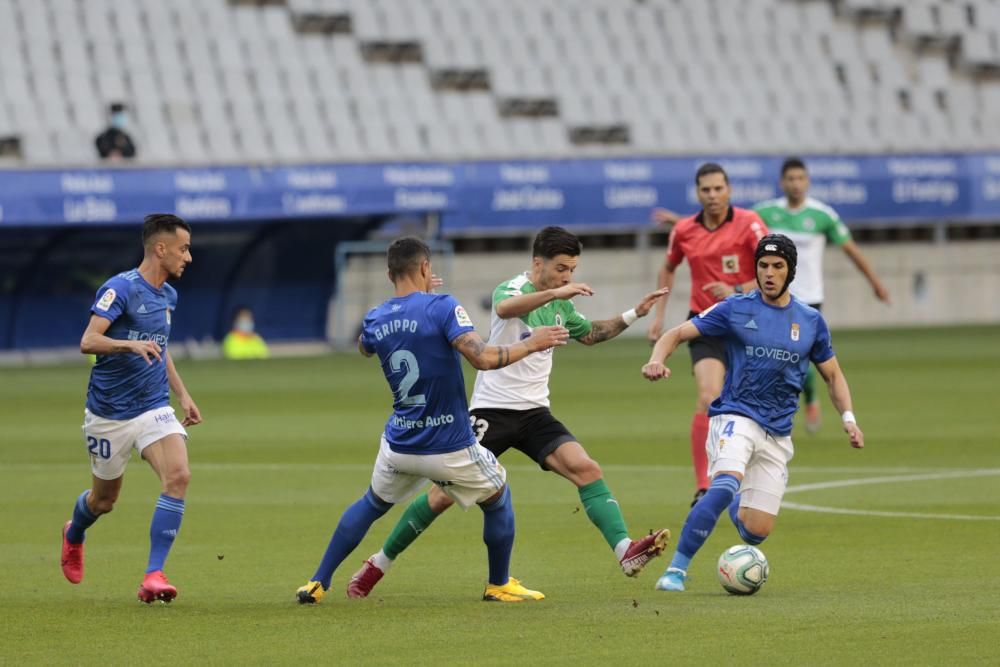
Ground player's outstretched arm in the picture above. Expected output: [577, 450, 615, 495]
[452, 326, 568, 370]
[841, 240, 890, 304]
[578, 287, 670, 346]
[647, 262, 676, 344]
[166, 350, 202, 426]
[80, 314, 162, 364]
[495, 283, 594, 319]
[816, 356, 864, 449]
[642, 320, 701, 381]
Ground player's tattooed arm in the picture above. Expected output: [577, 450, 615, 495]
[576, 317, 628, 345]
[453, 327, 569, 370]
[577, 287, 670, 345]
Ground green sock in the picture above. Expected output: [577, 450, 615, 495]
[382, 492, 438, 560]
[578, 479, 629, 550]
[804, 364, 817, 405]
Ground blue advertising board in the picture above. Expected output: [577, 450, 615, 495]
[1, 154, 998, 229]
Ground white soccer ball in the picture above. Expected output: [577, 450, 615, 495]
[717, 545, 769, 595]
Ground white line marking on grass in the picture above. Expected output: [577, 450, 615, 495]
[783, 469, 1000, 521]
[781, 502, 1000, 521]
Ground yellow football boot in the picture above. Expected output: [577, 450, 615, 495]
[482, 577, 545, 602]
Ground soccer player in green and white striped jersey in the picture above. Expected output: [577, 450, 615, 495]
[755, 158, 890, 432]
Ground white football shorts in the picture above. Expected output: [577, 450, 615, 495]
[81, 406, 188, 480]
[706, 413, 794, 515]
[370, 435, 507, 509]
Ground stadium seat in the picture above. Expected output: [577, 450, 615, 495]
[2, 0, 999, 165]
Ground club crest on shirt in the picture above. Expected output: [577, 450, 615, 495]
[454, 305, 473, 327]
[555, 313, 563, 326]
[96, 288, 116, 311]
[722, 255, 739, 274]
[791, 323, 800, 341]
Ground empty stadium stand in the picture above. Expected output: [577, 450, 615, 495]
[0, 0, 999, 166]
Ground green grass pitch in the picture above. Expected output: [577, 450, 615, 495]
[2, 326, 998, 665]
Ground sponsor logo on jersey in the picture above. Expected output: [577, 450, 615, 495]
[698, 302, 720, 318]
[722, 255, 739, 274]
[791, 323, 800, 341]
[127, 330, 168, 346]
[745, 345, 800, 363]
[803, 217, 816, 231]
[455, 305, 474, 327]
[744, 319, 758, 330]
[166, 309, 171, 325]
[391, 303, 402, 312]
[96, 288, 116, 312]
[137, 303, 147, 313]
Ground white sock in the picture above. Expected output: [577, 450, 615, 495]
[613, 537, 631, 561]
[371, 549, 393, 572]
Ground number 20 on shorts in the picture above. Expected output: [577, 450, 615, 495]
[87, 435, 111, 459]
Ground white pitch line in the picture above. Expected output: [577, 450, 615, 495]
[781, 502, 1000, 522]
[785, 468, 1000, 494]
[783, 468, 1000, 521]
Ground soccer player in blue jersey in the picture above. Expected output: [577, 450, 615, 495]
[641, 234, 864, 592]
[60, 214, 201, 604]
[296, 237, 569, 604]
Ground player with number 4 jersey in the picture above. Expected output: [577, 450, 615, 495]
[643, 234, 864, 593]
[343, 227, 672, 601]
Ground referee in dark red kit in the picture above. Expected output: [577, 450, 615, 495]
[647, 163, 768, 506]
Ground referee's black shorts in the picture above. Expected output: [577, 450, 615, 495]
[469, 407, 576, 471]
[687, 310, 726, 368]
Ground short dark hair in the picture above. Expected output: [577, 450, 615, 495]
[142, 213, 191, 245]
[387, 236, 431, 281]
[781, 157, 808, 177]
[532, 226, 582, 260]
[695, 162, 729, 186]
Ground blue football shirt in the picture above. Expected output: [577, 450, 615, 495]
[692, 291, 835, 436]
[361, 292, 477, 455]
[86, 269, 177, 420]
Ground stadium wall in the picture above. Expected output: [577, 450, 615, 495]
[330, 240, 1000, 343]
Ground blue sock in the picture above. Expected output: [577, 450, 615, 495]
[727, 492, 767, 545]
[146, 494, 185, 573]
[727, 493, 741, 527]
[670, 474, 741, 571]
[312, 488, 392, 589]
[481, 486, 515, 586]
[66, 490, 98, 544]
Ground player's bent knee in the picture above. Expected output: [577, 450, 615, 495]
[163, 467, 191, 496]
[569, 457, 602, 486]
[91, 496, 117, 515]
[742, 515, 774, 539]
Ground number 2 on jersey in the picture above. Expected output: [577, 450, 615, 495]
[389, 350, 427, 406]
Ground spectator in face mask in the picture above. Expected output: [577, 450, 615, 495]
[95, 102, 137, 161]
[222, 307, 270, 360]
